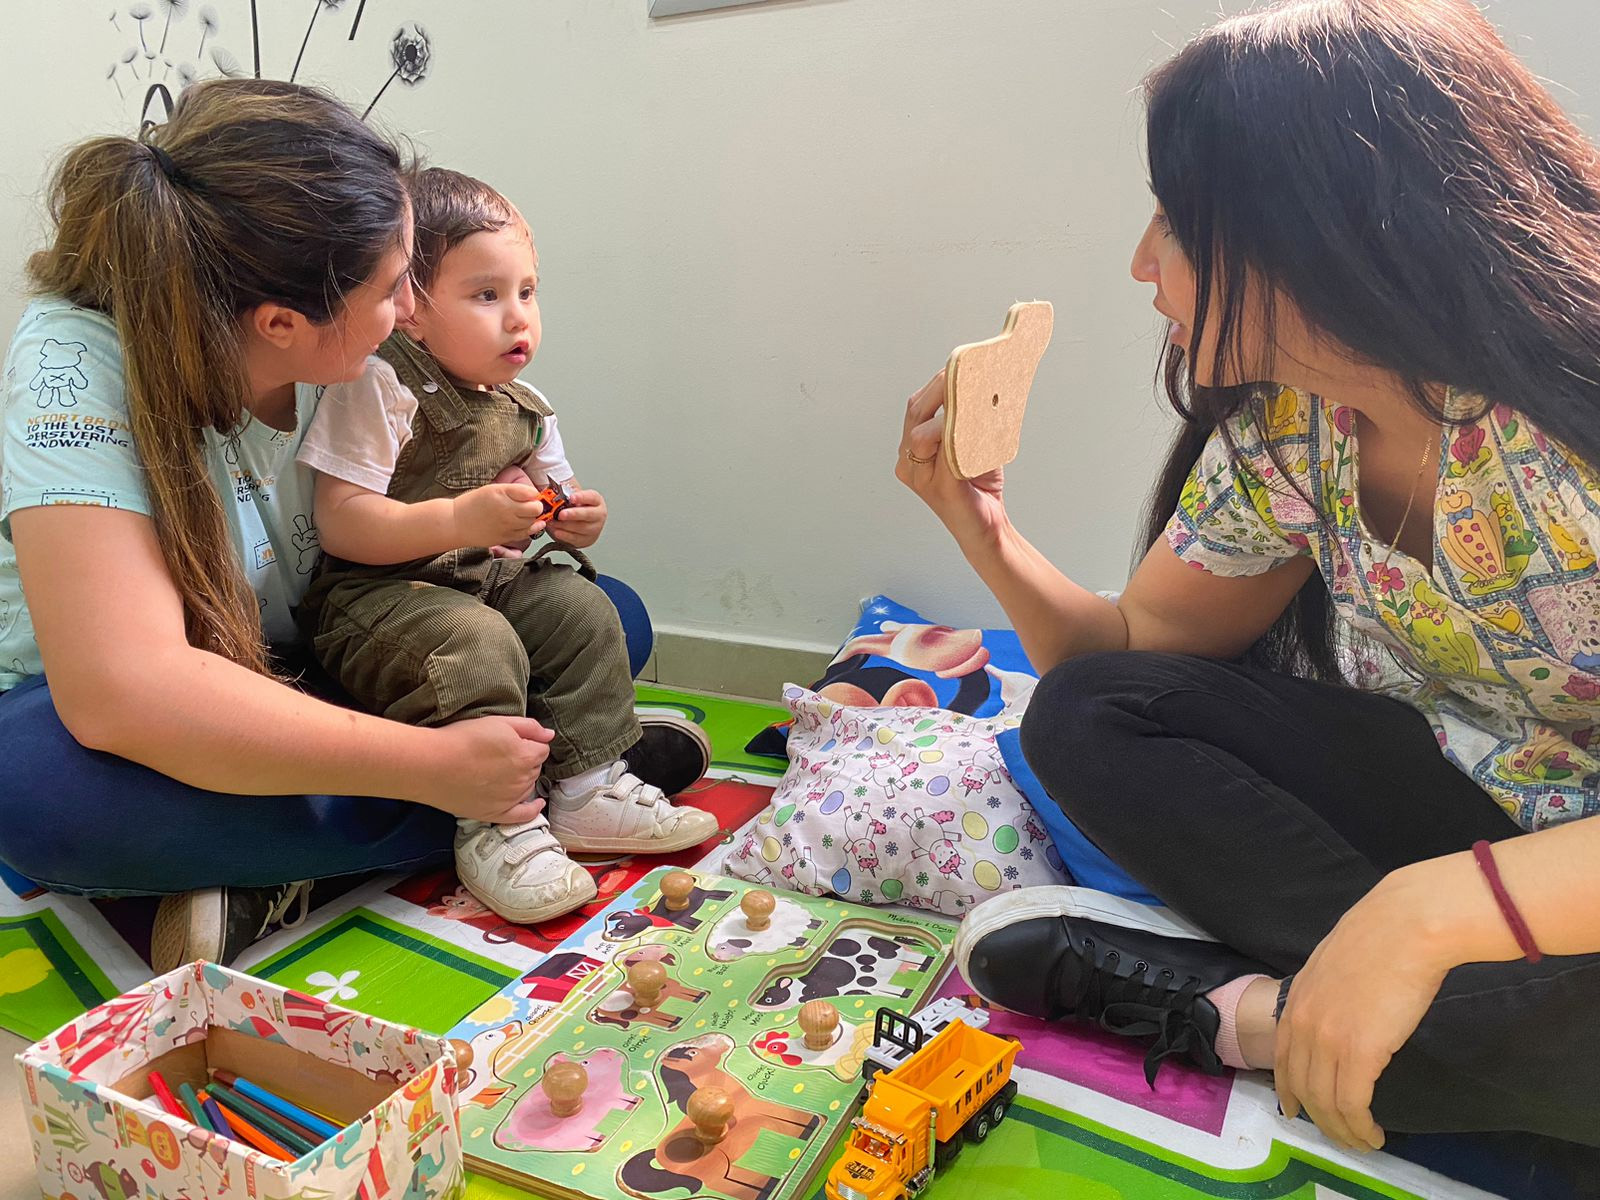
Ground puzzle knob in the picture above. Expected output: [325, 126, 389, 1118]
[661, 871, 696, 911]
[799, 1000, 839, 1050]
[541, 1060, 588, 1118]
[741, 889, 775, 932]
[629, 960, 668, 1009]
[447, 1038, 474, 1070]
[687, 1086, 734, 1146]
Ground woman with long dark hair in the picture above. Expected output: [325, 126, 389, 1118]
[902, 0, 1600, 1156]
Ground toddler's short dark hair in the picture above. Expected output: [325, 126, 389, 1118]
[409, 167, 528, 294]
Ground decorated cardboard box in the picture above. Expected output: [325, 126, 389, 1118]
[15, 961, 464, 1200]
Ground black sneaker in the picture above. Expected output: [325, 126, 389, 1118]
[623, 714, 712, 797]
[955, 886, 1268, 1084]
[149, 881, 313, 973]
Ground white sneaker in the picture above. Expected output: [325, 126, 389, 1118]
[545, 763, 719, 855]
[455, 817, 598, 924]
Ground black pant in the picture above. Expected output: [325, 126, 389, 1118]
[1021, 651, 1600, 1148]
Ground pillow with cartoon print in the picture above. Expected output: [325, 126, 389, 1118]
[726, 685, 1069, 916]
[743, 595, 1040, 759]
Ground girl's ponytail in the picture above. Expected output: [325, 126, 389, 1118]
[28, 80, 409, 674]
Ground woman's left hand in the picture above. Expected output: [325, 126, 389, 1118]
[549, 488, 607, 549]
[1275, 874, 1450, 1153]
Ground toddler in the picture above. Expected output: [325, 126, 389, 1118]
[297, 167, 715, 923]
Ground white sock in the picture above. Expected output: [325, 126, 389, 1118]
[555, 763, 614, 799]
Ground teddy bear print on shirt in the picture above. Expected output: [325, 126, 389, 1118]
[29, 340, 89, 408]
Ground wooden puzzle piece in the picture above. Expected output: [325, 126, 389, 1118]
[751, 1016, 871, 1080]
[591, 948, 709, 1032]
[495, 1048, 642, 1154]
[752, 928, 937, 1010]
[799, 1001, 840, 1051]
[943, 300, 1054, 480]
[617, 1034, 824, 1200]
[741, 889, 775, 931]
[707, 894, 824, 962]
[603, 877, 733, 942]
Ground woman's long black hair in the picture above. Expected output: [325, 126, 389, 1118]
[1141, 0, 1600, 680]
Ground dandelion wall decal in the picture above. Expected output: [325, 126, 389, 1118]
[211, 46, 244, 78]
[292, 0, 346, 84]
[196, 4, 217, 58]
[362, 23, 431, 119]
[129, 4, 152, 54]
[155, 0, 188, 54]
[91, 0, 433, 125]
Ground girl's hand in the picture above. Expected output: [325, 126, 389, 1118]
[550, 488, 607, 549]
[895, 369, 1010, 552]
[414, 715, 554, 822]
[1275, 876, 1450, 1153]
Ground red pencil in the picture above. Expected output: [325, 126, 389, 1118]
[147, 1071, 186, 1120]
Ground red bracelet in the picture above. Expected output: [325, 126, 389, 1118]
[1471, 839, 1543, 964]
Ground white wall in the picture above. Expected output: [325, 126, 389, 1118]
[2, 0, 1595, 653]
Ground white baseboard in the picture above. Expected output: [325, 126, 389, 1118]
[644, 627, 834, 702]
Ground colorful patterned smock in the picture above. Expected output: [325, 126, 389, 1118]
[1166, 386, 1600, 832]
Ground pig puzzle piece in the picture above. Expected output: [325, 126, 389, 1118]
[943, 300, 1054, 480]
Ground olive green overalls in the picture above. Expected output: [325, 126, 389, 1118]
[299, 332, 640, 777]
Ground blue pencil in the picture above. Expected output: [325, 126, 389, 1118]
[199, 1094, 231, 1141]
[217, 1073, 341, 1141]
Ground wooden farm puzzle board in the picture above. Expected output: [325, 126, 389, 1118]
[443, 868, 957, 1200]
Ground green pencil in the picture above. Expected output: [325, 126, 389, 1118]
[207, 1082, 319, 1156]
[177, 1082, 214, 1133]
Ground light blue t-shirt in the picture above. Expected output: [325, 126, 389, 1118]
[0, 299, 323, 689]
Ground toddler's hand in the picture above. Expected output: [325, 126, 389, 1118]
[487, 464, 544, 556]
[549, 488, 608, 549]
[453, 481, 547, 550]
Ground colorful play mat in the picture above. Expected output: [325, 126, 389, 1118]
[0, 688, 1572, 1199]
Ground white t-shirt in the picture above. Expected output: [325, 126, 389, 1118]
[297, 355, 574, 493]
[0, 299, 323, 689]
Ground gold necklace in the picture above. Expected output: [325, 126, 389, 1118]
[1376, 430, 1437, 570]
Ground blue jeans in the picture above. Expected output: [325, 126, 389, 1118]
[0, 575, 653, 897]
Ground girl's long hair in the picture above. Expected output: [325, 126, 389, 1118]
[1140, 0, 1600, 680]
[28, 79, 409, 674]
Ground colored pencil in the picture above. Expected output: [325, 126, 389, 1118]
[198, 1094, 232, 1139]
[207, 1083, 318, 1156]
[177, 1082, 213, 1133]
[146, 1071, 186, 1120]
[215, 1072, 340, 1141]
[206, 1076, 322, 1146]
[206, 1096, 296, 1163]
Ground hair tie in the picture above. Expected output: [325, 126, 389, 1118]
[144, 141, 197, 191]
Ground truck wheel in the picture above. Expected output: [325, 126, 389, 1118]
[967, 1113, 992, 1144]
[988, 1094, 1010, 1126]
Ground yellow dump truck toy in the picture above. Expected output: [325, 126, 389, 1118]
[824, 1013, 1020, 1200]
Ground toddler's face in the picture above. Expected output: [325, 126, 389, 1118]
[410, 224, 541, 387]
